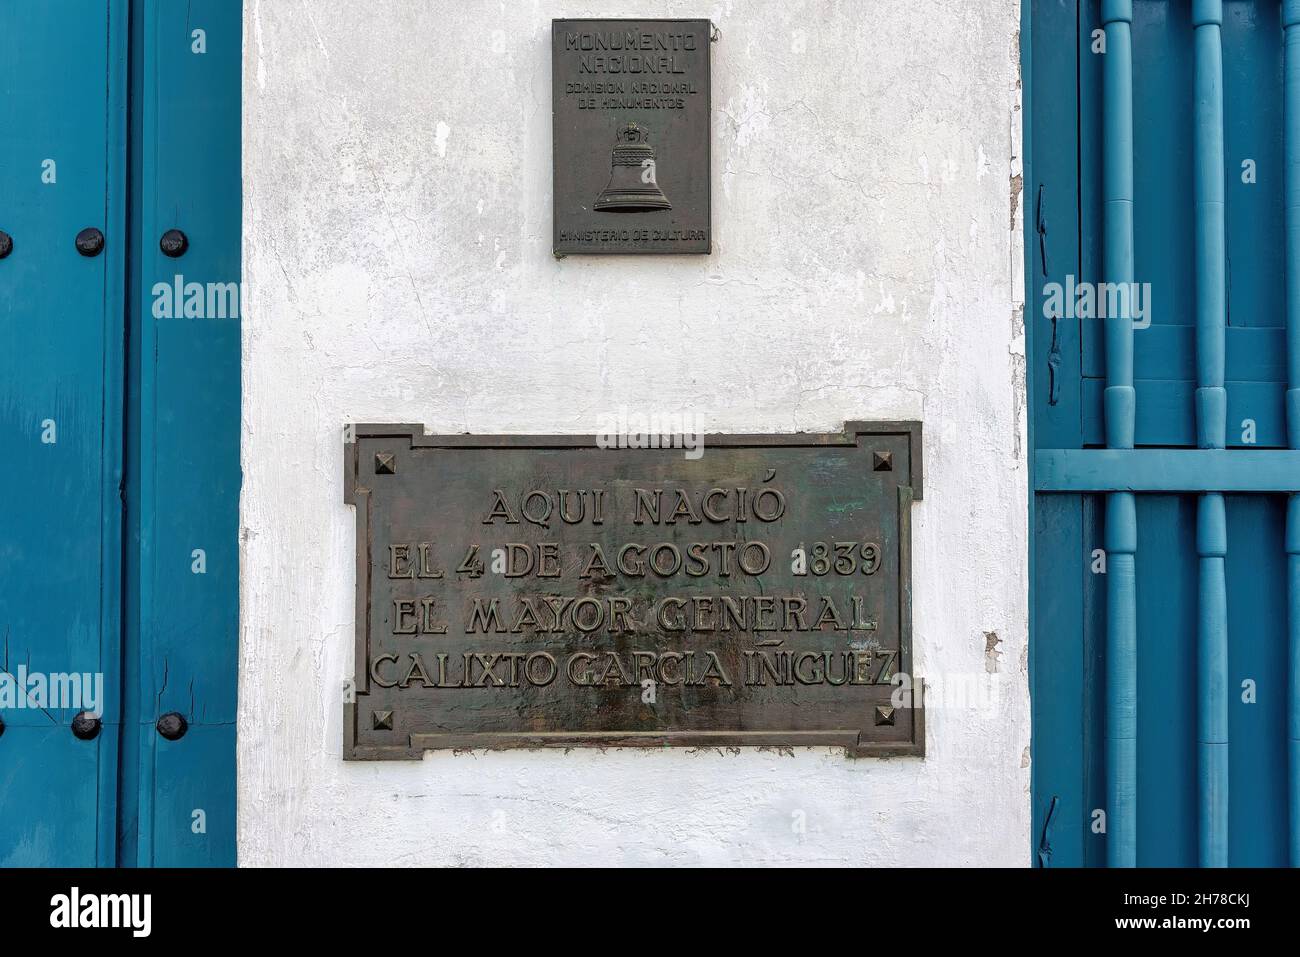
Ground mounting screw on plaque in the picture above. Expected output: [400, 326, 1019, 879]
[872, 450, 893, 471]
[372, 710, 394, 731]
[0, 230, 12, 259]
[874, 706, 896, 727]
[374, 452, 396, 475]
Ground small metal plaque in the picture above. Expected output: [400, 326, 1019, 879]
[343, 423, 923, 759]
[551, 18, 711, 256]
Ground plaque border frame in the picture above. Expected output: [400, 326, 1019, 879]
[343, 421, 924, 760]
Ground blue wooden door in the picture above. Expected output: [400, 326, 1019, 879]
[0, 0, 239, 867]
[0, 0, 129, 867]
[1029, 0, 1298, 866]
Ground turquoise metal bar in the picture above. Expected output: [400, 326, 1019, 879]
[1285, 0, 1300, 869]
[1289, 496, 1300, 867]
[1197, 496, 1230, 866]
[1193, 0, 1229, 868]
[1194, 0, 1228, 443]
[1035, 449, 1300, 492]
[1102, 0, 1137, 868]
[1105, 492, 1138, 867]
[1103, 2, 1136, 448]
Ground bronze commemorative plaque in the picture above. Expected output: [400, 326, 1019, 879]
[552, 18, 711, 256]
[343, 423, 923, 759]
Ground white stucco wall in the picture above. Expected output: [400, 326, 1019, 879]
[239, 0, 1028, 866]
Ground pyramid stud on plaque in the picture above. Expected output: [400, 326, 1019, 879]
[872, 450, 893, 472]
[374, 452, 396, 474]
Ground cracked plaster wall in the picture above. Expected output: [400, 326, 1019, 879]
[239, 0, 1029, 866]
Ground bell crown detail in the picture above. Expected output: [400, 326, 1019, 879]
[616, 124, 649, 144]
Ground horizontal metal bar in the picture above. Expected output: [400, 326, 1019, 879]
[1036, 449, 1300, 492]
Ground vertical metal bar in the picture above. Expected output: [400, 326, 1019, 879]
[1102, 0, 1137, 868]
[1284, 0, 1300, 870]
[1289, 495, 1300, 867]
[1104, 493, 1137, 867]
[1193, 0, 1230, 868]
[1197, 496, 1230, 865]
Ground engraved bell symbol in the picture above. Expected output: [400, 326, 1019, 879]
[594, 123, 672, 212]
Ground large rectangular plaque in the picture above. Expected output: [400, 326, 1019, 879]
[343, 423, 923, 759]
[551, 18, 711, 256]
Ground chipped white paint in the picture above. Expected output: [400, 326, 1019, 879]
[239, 0, 1028, 866]
[252, 0, 266, 92]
